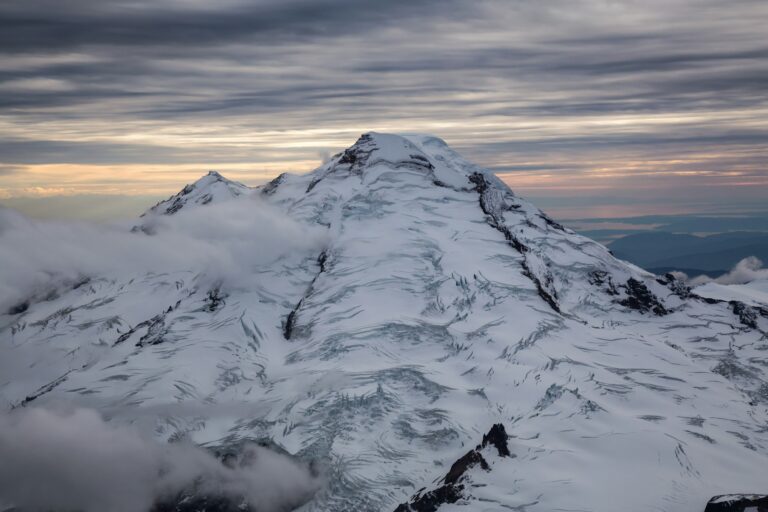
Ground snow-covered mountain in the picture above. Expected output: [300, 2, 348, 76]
[2, 133, 767, 512]
[695, 279, 768, 310]
[133, 171, 249, 234]
[147, 170, 249, 217]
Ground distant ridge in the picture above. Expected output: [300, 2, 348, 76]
[609, 231, 768, 274]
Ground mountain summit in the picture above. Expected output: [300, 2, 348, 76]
[144, 170, 248, 217]
[2, 133, 767, 511]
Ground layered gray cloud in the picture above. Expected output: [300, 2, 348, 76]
[0, 0, 473, 51]
[0, 0, 766, 207]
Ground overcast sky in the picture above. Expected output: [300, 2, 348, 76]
[0, 0, 766, 219]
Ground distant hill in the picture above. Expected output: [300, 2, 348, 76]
[608, 231, 768, 275]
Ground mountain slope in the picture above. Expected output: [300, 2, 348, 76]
[2, 133, 768, 512]
[695, 279, 768, 309]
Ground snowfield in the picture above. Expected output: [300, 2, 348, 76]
[695, 279, 768, 309]
[1, 133, 767, 512]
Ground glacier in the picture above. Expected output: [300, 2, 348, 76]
[1, 132, 767, 512]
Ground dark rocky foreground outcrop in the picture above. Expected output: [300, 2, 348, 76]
[619, 278, 668, 316]
[393, 424, 513, 512]
[705, 494, 768, 511]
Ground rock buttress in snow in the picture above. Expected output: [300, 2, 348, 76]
[393, 424, 512, 512]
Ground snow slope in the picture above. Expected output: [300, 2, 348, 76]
[2, 133, 768, 512]
[695, 279, 768, 308]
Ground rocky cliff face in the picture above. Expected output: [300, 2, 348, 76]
[2, 133, 767, 511]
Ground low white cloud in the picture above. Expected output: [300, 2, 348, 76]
[0, 195, 327, 313]
[318, 150, 332, 164]
[685, 256, 768, 287]
[0, 406, 320, 512]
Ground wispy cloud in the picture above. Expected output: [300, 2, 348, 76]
[0, 197, 327, 313]
[0, 166, 22, 176]
[688, 256, 768, 286]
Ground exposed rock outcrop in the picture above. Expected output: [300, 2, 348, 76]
[394, 424, 512, 512]
[705, 494, 768, 511]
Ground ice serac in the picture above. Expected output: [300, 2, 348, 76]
[2, 132, 768, 512]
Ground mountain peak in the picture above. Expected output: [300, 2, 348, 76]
[8, 133, 768, 512]
[336, 132, 431, 170]
[193, 169, 233, 187]
[345, 132, 451, 168]
[138, 170, 249, 222]
[291, 131, 489, 195]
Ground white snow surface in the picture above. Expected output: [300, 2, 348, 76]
[2, 133, 768, 512]
[695, 279, 768, 308]
[136, 170, 249, 231]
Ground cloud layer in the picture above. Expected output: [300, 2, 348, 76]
[688, 256, 768, 287]
[0, 195, 327, 313]
[0, 406, 320, 512]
